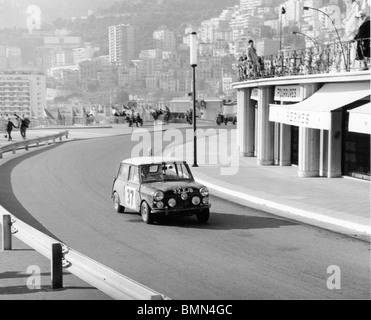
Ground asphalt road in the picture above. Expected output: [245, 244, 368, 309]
[2, 133, 370, 300]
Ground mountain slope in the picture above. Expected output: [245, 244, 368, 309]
[0, 0, 118, 28]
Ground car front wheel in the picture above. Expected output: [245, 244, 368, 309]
[197, 209, 210, 223]
[141, 201, 154, 224]
[113, 192, 125, 213]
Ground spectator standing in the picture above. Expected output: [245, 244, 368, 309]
[19, 115, 30, 140]
[5, 118, 17, 141]
[354, 12, 370, 70]
[247, 40, 259, 78]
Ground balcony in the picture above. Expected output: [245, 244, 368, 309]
[237, 38, 370, 82]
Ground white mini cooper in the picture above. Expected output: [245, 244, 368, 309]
[111, 157, 211, 224]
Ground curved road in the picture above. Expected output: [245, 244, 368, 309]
[2, 134, 370, 300]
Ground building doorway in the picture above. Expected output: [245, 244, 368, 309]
[342, 110, 370, 180]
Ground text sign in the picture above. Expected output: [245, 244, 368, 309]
[275, 85, 302, 102]
[269, 105, 331, 130]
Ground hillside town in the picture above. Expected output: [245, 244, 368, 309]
[0, 0, 369, 121]
[0, 0, 370, 303]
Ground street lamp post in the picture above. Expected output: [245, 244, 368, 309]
[303, 6, 348, 71]
[280, 7, 286, 69]
[292, 31, 318, 47]
[190, 32, 198, 167]
[280, 7, 286, 53]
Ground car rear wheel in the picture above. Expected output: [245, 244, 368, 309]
[141, 201, 154, 224]
[197, 209, 210, 223]
[113, 192, 125, 213]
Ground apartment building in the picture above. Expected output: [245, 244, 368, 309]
[0, 71, 46, 119]
[73, 44, 96, 65]
[79, 60, 97, 91]
[153, 29, 177, 52]
[109, 24, 139, 66]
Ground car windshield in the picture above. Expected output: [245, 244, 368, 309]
[140, 163, 192, 183]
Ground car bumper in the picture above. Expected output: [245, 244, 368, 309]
[151, 204, 211, 216]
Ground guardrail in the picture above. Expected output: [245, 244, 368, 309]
[0, 206, 169, 300]
[0, 131, 69, 159]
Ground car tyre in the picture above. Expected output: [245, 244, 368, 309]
[113, 192, 125, 213]
[197, 209, 210, 223]
[141, 201, 154, 224]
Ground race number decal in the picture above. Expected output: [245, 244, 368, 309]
[125, 186, 137, 209]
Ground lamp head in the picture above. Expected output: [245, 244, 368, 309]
[190, 32, 198, 66]
[303, 6, 309, 10]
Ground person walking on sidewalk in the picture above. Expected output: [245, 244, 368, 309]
[19, 115, 30, 140]
[5, 118, 17, 141]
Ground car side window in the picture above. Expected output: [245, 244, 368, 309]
[120, 164, 130, 180]
[128, 166, 139, 184]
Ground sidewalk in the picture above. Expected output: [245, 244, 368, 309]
[164, 129, 371, 240]
[0, 228, 112, 300]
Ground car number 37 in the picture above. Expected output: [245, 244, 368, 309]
[125, 186, 136, 209]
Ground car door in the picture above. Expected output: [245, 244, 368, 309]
[124, 165, 141, 212]
[114, 163, 129, 204]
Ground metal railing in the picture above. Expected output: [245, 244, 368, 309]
[0, 131, 69, 159]
[237, 38, 370, 81]
[0, 207, 169, 300]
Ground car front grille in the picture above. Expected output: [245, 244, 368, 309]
[164, 192, 200, 208]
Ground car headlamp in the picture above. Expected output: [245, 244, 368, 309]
[200, 187, 209, 197]
[192, 197, 201, 205]
[156, 201, 164, 209]
[154, 191, 164, 201]
[168, 198, 176, 208]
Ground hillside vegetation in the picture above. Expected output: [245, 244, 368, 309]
[52, 0, 240, 53]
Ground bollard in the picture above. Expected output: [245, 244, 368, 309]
[51, 243, 63, 289]
[2, 215, 12, 251]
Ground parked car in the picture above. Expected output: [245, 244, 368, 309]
[111, 157, 211, 224]
[223, 114, 237, 125]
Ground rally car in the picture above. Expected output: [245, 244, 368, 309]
[111, 157, 211, 224]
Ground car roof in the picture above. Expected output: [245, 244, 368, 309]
[122, 157, 187, 166]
